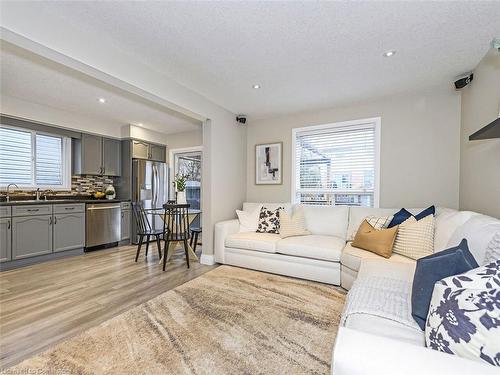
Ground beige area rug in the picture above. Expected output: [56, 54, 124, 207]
[11, 266, 346, 375]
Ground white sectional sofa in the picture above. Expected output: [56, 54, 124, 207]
[214, 202, 500, 374]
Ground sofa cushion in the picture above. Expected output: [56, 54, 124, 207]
[341, 242, 415, 272]
[447, 214, 500, 265]
[411, 239, 478, 330]
[393, 215, 435, 260]
[388, 206, 435, 228]
[351, 220, 399, 258]
[298, 204, 349, 239]
[225, 232, 280, 253]
[236, 205, 261, 232]
[256, 206, 283, 234]
[347, 207, 400, 241]
[434, 210, 476, 251]
[276, 234, 344, 262]
[279, 207, 310, 239]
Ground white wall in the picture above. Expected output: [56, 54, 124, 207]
[247, 88, 462, 209]
[165, 129, 203, 162]
[459, 49, 500, 218]
[1, 6, 247, 259]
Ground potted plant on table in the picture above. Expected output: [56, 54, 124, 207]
[173, 174, 188, 204]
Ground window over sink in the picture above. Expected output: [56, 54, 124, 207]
[292, 117, 380, 207]
[0, 124, 71, 190]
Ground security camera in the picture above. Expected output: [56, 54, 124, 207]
[454, 73, 473, 90]
[236, 115, 247, 124]
[491, 38, 500, 52]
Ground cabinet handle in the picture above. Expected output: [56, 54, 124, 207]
[65, 207, 75, 210]
[54, 216, 57, 225]
[27, 208, 40, 212]
[49, 217, 53, 225]
[7, 220, 10, 230]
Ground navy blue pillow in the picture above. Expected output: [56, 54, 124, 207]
[388, 205, 435, 228]
[411, 239, 478, 330]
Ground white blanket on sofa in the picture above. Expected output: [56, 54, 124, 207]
[341, 276, 421, 331]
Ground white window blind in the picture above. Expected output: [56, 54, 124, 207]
[36, 134, 63, 186]
[0, 127, 33, 186]
[293, 119, 379, 207]
[0, 125, 70, 189]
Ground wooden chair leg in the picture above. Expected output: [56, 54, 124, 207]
[183, 239, 190, 269]
[193, 232, 199, 253]
[145, 235, 150, 256]
[135, 235, 143, 262]
[163, 239, 170, 271]
[190, 232, 194, 247]
[155, 236, 162, 259]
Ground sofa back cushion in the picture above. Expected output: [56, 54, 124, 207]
[434, 210, 476, 251]
[295, 204, 349, 239]
[347, 207, 403, 241]
[447, 213, 500, 265]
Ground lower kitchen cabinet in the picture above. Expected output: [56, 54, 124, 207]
[12, 215, 53, 260]
[121, 209, 130, 241]
[0, 218, 12, 262]
[53, 212, 85, 252]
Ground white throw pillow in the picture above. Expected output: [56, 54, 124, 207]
[484, 232, 500, 264]
[393, 215, 435, 260]
[425, 260, 500, 367]
[236, 205, 261, 232]
[348, 215, 393, 241]
[279, 208, 310, 239]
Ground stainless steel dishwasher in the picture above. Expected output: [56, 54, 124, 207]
[86, 203, 121, 248]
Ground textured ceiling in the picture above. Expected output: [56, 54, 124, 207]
[0, 43, 201, 134]
[2, 1, 500, 119]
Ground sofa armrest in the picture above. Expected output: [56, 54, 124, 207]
[214, 219, 240, 263]
[332, 327, 497, 375]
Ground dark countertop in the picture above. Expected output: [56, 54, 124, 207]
[0, 198, 130, 206]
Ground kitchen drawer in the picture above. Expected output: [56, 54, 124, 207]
[0, 206, 11, 218]
[120, 202, 131, 210]
[53, 203, 85, 214]
[12, 205, 53, 217]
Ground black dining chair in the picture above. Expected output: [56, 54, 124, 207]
[132, 202, 165, 262]
[162, 203, 191, 271]
[190, 227, 202, 253]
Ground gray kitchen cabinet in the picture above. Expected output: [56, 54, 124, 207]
[12, 215, 53, 260]
[149, 144, 166, 162]
[0, 218, 12, 262]
[121, 208, 130, 241]
[103, 138, 121, 176]
[81, 134, 103, 175]
[53, 212, 85, 252]
[73, 134, 121, 176]
[132, 140, 150, 159]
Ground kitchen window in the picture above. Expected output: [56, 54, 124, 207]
[0, 125, 71, 190]
[292, 117, 380, 207]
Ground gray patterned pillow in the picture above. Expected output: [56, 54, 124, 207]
[425, 260, 500, 367]
[256, 206, 283, 234]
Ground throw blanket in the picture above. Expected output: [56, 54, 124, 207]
[341, 276, 421, 331]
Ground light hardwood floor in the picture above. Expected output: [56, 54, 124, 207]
[0, 244, 217, 368]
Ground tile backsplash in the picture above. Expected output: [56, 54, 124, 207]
[2, 175, 117, 197]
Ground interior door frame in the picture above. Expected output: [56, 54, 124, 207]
[169, 146, 203, 201]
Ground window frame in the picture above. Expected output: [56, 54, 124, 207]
[291, 117, 381, 208]
[0, 124, 72, 191]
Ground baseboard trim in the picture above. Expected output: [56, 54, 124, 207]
[200, 254, 215, 265]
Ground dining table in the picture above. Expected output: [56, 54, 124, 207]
[147, 207, 201, 264]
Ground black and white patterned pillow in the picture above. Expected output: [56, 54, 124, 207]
[425, 260, 500, 367]
[256, 206, 284, 234]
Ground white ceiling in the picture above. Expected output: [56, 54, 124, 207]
[6, 1, 498, 119]
[0, 42, 202, 135]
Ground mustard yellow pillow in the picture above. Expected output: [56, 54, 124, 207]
[352, 220, 399, 258]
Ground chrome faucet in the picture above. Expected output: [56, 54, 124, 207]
[36, 188, 42, 201]
[6, 183, 19, 202]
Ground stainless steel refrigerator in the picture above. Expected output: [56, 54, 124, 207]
[132, 159, 168, 243]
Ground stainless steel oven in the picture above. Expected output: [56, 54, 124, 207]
[86, 203, 121, 248]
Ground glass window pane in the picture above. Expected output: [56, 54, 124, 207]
[36, 133, 63, 186]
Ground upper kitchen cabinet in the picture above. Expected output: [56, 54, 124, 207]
[73, 134, 121, 176]
[131, 140, 166, 162]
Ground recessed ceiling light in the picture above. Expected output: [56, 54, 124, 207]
[383, 50, 396, 57]
[252, 84, 261, 89]
[137, 123, 143, 127]
[98, 98, 106, 103]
